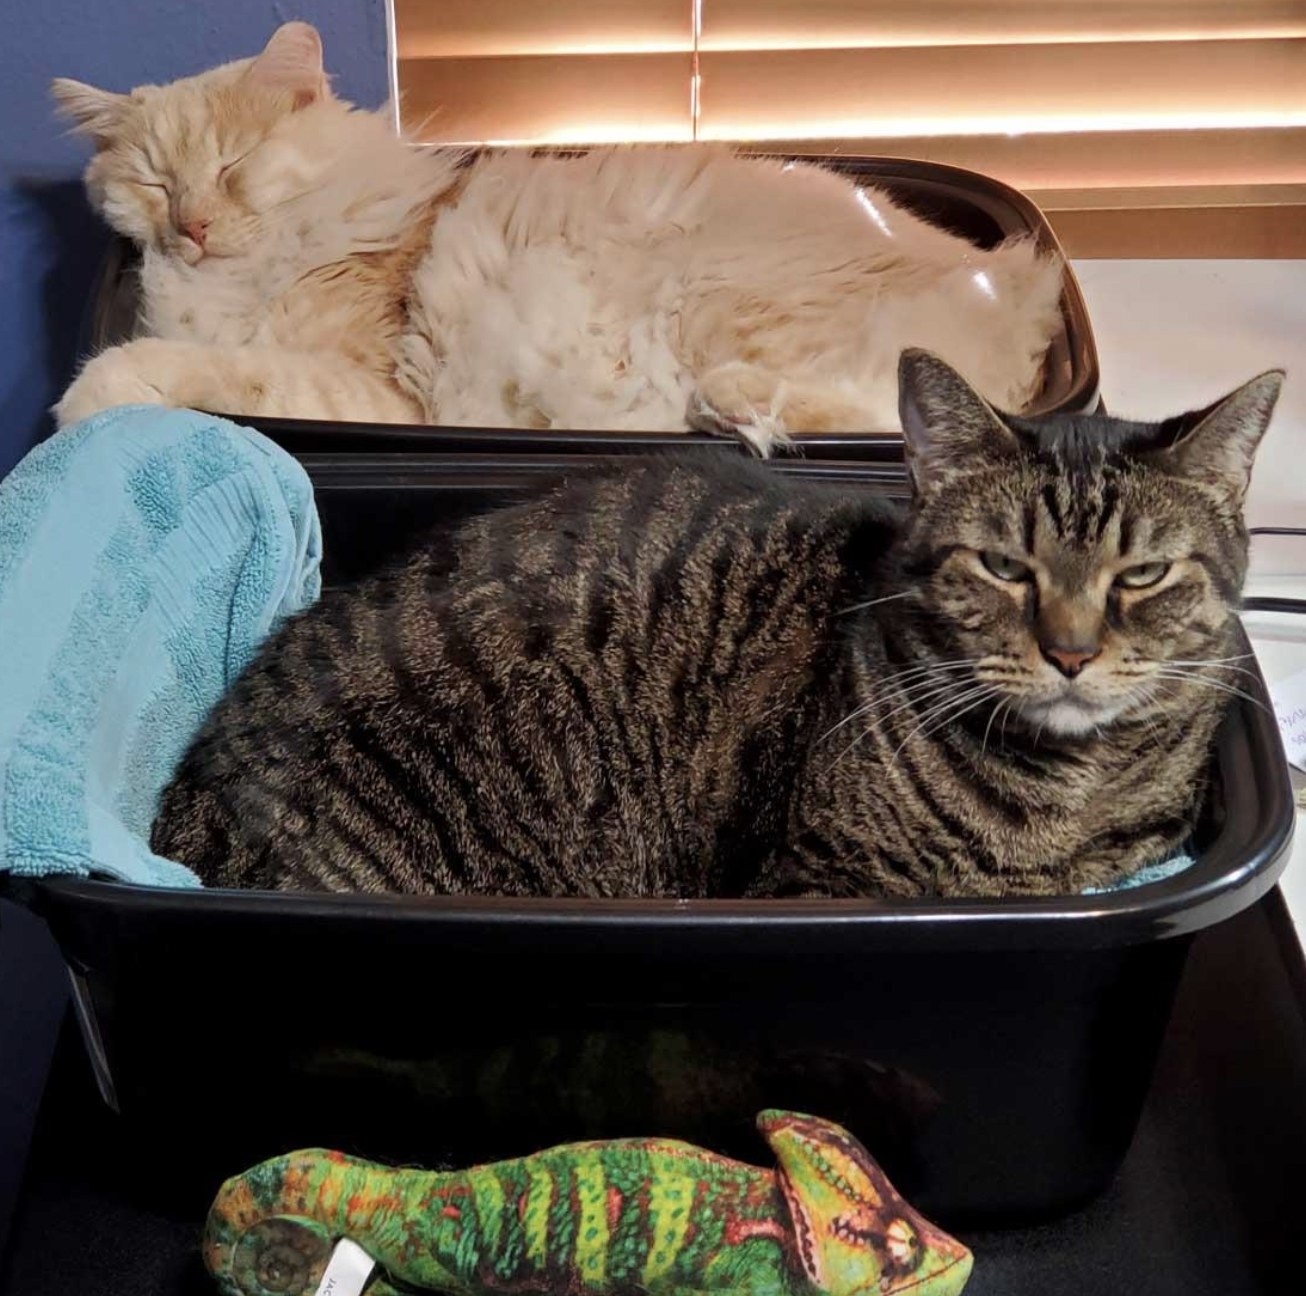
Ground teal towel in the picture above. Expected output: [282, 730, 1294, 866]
[1084, 851, 1195, 895]
[0, 406, 321, 888]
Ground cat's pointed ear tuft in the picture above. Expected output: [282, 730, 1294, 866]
[897, 348, 1019, 497]
[245, 21, 328, 109]
[51, 78, 129, 148]
[1154, 369, 1284, 505]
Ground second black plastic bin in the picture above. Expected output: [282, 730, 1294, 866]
[83, 155, 1101, 459]
[13, 455, 1293, 1232]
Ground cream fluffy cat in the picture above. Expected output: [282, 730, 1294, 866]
[53, 22, 1065, 454]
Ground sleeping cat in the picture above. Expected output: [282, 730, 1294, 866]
[149, 350, 1284, 898]
[51, 22, 1064, 453]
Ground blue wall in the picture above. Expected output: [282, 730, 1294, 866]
[0, 0, 390, 1254]
[0, 0, 391, 480]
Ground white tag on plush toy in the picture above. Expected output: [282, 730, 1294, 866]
[1269, 667, 1306, 774]
[314, 1238, 375, 1296]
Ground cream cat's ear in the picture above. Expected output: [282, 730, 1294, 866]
[897, 348, 1019, 495]
[1154, 370, 1285, 504]
[51, 78, 129, 147]
[245, 21, 328, 109]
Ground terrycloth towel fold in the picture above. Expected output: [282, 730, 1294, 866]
[1085, 851, 1194, 894]
[0, 405, 321, 888]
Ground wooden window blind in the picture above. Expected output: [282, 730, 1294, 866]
[393, 0, 696, 143]
[394, 1, 1306, 254]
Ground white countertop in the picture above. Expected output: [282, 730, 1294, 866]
[1071, 260, 1305, 945]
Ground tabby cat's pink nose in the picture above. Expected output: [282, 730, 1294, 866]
[180, 218, 211, 248]
[1042, 645, 1099, 679]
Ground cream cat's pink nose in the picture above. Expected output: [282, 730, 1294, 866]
[180, 218, 211, 248]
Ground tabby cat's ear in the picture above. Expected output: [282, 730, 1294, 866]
[245, 21, 328, 109]
[1150, 370, 1284, 505]
[897, 349, 1020, 496]
[51, 78, 129, 147]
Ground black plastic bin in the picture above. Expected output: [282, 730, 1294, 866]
[6, 454, 1293, 1232]
[82, 155, 1100, 461]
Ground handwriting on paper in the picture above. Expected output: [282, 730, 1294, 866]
[1269, 667, 1306, 774]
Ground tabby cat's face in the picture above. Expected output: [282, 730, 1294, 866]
[51, 23, 330, 265]
[896, 352, 1283, 738]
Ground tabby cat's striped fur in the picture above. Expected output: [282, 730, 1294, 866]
[151, 352, 1283, 897]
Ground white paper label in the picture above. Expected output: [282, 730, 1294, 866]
[1269, 667, 1306, 774]
[313, 1238, 376, 1296]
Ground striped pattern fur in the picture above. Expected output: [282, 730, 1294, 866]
[151, 352, 1283, 897]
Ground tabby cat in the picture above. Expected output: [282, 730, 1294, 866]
[150, 351, 1283, 898]
[51, 22, 1062, 454]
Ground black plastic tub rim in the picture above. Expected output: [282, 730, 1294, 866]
[26, 682, 1293, 958]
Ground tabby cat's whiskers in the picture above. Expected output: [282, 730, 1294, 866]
[981, 697, 1017, 758]
[1148, 670, 1267, 714]
[838, 591, 916, 616]
[892, 685, 1004, 763]
[827, 667, 984, 764]
[821, 659, 979, 742]
[1119, 682, 1167, 750]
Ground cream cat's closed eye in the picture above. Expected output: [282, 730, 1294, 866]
[215, 158, 242, 184]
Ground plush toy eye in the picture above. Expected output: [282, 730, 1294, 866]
[980, 551, 1031, 582]
[1116, 561, 1170, 589]
[231, 1217, 333, 1296]
[885, 1218, 920, 1270]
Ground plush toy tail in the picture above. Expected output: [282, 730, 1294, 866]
[202, 1148, 445, 1296]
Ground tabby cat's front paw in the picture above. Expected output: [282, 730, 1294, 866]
[54, 341, 173, 428]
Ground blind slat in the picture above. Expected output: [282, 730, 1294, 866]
[395, 0, 692, 58]
[1047, 204, 1306, 258]
[700, 0, 1306, 50]
[697, 39, 1306, 140]
[742, 127, 1306, 195]
[398, 53, 693, 144]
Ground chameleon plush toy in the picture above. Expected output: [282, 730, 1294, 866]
[202, 1109, 972, 1296]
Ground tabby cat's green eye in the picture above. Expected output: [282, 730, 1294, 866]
[1115, 561, 1170, 589]
[980, 551, 1032, 582]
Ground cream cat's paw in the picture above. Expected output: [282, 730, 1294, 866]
[688, 363, 792, 458]
[55, 340, 174, 428]
[689, 364, 875, 457]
